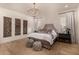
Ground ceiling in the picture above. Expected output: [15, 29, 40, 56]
[0, 3, 79, 16]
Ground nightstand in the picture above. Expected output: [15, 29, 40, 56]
[57, 33, 71, 43]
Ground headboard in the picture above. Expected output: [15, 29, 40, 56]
[43, 24, 58, 33]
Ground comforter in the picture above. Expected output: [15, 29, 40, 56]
[27, 30, 57, 45]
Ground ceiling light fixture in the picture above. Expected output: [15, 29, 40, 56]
[27, 2, 40, 31]
[27, 3, 40, 19]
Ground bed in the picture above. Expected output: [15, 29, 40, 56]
[27, 24, 58, 49]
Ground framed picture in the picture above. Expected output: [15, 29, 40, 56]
[15, 18, 21, 35]
[23, 20, 27, 34]
[3, 16, 12, 37]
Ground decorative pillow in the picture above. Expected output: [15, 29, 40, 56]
[51, 30, 57, 39]
[47, 29, 52, 34]
[38, 29, 48, 33]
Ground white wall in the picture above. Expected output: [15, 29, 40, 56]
[0, 7, 34, 44]
[39, 4, 61, 33]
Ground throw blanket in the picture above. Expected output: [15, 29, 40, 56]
[27, 32, 57, 45]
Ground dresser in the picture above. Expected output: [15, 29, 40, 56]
[57, 33, 71, 43]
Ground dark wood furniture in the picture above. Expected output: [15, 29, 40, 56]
[57, 33, 71, 43]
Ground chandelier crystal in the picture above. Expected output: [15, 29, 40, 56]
[27, 3, 40, 18]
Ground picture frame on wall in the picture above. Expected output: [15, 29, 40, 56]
[15, 18, 21, 35]
[3, 16, 12, 37]
[23, 20, 27, 34]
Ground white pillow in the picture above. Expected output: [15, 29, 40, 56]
[51, 30, 57, 39]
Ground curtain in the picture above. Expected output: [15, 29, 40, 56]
[66, 12, 76, 43]
[59, 11, 76, 43]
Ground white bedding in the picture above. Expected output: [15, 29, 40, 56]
[27, 32, 57, 45]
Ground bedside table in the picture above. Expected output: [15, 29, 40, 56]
[57, 33, 71, 43]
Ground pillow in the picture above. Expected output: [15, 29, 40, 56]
[47, 29, 52, 34]
[51, 30, 57, 39]
[38, 29, 50, 33]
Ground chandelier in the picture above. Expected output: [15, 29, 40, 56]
[27, 3, 40, 18]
